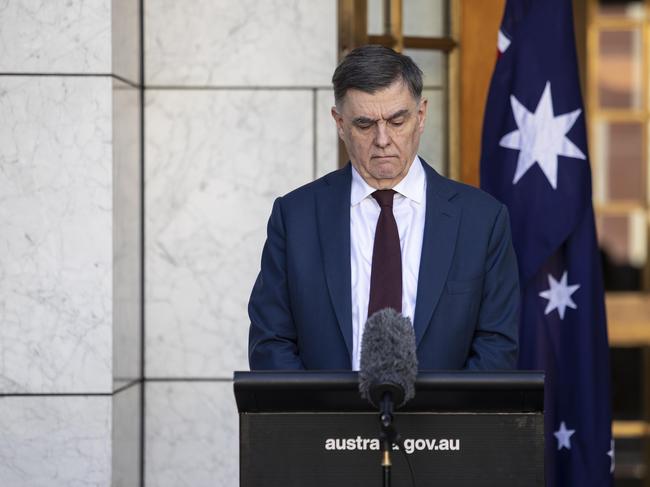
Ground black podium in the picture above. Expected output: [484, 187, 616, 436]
[234, 371, 544, 486]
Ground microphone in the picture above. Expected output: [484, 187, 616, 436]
[358, 308, 418, 409]
[359, 308, 419, 487]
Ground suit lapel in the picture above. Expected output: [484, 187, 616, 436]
[316, 165, 353, 357]
[413, 163, 461, 347]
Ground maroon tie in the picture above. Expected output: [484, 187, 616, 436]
[368, 190, 402, 316]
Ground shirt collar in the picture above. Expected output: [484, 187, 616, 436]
[350, 155, 425, 206]
[350, 165, 376, 206]
[393, 155, 425, 204]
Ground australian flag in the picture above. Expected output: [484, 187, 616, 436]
[480, 0, 613, 485]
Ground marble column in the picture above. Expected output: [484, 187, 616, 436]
[0, 1, 142, 485]
[143, 1, 338, 486]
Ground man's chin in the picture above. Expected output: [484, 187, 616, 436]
[370, 163, 403, 180]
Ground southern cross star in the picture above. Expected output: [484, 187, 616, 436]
[499, 81, 586, 189]
[607, 439, 615, 473]
[539, 271, 580, 320]
[554, 421, 576, 451]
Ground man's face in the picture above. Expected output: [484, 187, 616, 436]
[331, 79, 427, 189]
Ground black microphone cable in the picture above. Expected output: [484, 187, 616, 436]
[394, 437, 417, 487]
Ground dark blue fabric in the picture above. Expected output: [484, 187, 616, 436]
[248, 161, 520, 372]
[480, 0, 613, 484]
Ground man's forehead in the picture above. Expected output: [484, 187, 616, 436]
[340, 83, 417, 116]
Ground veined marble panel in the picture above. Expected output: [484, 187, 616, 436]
[316, 89, 339, 178]
[0, 395, 111, 486]
[145, 0, 336, 86]
[0, 0, 111, 73]
[0, 76, 113, 393]
[113, 80, 142, 390]
[420, 89, 446, 175]
[112, 0, 141, 84]
[113, 382, 141, 487]
[145, 381, 238, 487]
[146, 89, 314, 377]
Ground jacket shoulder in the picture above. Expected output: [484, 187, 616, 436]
[277, 165, 349, 206]
[447, 178, 503, 212]
[422, 161, 504, 217]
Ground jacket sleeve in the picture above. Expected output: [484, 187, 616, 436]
[248, 197, 305, 370]
[465, 204, 520, 370]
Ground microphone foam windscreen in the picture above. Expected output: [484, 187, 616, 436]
[359, 308, 418, 406]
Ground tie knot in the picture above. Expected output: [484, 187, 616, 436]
[372, 189, 396, 208]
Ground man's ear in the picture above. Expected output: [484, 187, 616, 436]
[417, 97, 428, 134]
[331, 106, 345, 139]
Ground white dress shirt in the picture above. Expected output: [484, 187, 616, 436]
[350, 156, 427, 370]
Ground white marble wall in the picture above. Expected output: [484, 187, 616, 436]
[0, 0, 112, 73]
[113, 384, 142, 487]
[146, 89, 315, 378]
[0, 395, 112, 486]
[0, 75, 113, 394]
[112, 0, 141, 84]
[0, 1, 142, 485]
[316, 89, 340, 178]
[145, 0, 336, 86]
[113, 79, 142, 391]
[145, 382, 237, 487]
[144, 1, 339, 381]
[144, 2, 338, 486]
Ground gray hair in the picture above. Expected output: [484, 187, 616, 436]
[332, 45, 424, 107]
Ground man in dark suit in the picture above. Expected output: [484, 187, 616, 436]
[248, 45, 519, 370]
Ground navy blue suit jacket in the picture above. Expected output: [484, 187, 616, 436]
[248, 161, 519, 370]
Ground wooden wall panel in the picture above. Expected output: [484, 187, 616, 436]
[459, 0, 505, 187]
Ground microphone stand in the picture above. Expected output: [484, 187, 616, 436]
[379, 392, 400, 487]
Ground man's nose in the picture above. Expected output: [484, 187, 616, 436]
[373, 122, 391, 148]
